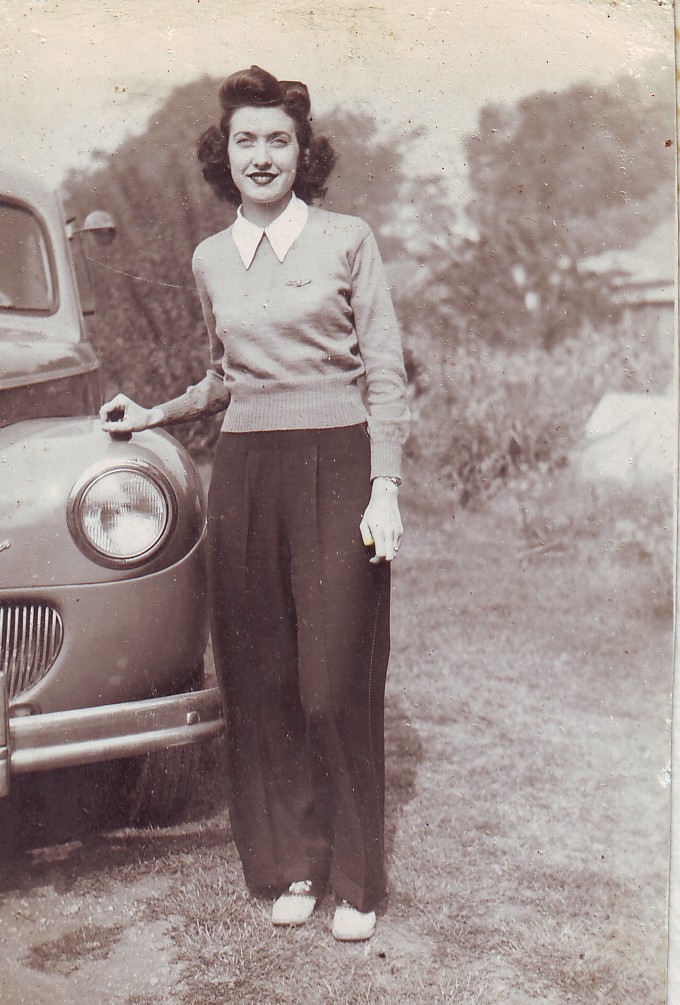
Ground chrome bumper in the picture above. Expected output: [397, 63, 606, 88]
[0, 672, 223, 797]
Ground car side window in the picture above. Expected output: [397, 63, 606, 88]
[0, 201, 55, 312]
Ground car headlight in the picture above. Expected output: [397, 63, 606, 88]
[68, 462, 176, 567]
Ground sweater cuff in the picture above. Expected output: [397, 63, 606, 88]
[156, 399, 187, 425]
[154, 373, 231, 426]
[370, 438, 402, 481]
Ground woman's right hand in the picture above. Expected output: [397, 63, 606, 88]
[100, 393, 163, 433]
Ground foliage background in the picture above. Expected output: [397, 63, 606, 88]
[64, 64, 675, 510]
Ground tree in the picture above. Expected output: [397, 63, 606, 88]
[446, 69, 675, 348]
[64, 77, 233, 454]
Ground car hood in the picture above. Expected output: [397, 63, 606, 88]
[0, 326, 96, 388]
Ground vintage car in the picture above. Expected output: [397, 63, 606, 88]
[0, 164, 223, 826]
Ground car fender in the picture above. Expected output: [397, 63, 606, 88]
[0, 416, 207, 587]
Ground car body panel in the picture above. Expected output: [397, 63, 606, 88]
[0, 418, 206, 586]
[3, 534, 209, 715]
[0, 330, 98, 386]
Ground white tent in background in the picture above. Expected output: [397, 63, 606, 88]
[576, 389, 677, 488]
[577, 216, 677, 490]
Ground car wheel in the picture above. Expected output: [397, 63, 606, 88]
[91, 660, 208, 829]
[125, 658, 207, 827]
[126, 743, 202, 827]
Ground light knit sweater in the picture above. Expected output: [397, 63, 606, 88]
[159, 205, 409, 478]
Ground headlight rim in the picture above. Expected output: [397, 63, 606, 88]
[67, 459, 178, 569]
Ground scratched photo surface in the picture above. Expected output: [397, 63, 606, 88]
[0, 3, 676, 1004]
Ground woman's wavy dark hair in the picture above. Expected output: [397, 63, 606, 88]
[197, 66, 336, 205]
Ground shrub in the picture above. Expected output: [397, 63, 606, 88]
[405, 311, 673, 505]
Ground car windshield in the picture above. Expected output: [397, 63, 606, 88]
[0, 201, 55, 312]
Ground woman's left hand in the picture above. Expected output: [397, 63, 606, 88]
[360, 478, 404, 564]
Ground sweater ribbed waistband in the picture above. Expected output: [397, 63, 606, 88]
[221, 384, 369, 433]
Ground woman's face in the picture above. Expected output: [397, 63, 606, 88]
[228, 105, 300, 218]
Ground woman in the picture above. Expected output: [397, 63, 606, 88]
[101, 66, 409, 942]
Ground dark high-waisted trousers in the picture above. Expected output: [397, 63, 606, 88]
[207, 424, 391, 913]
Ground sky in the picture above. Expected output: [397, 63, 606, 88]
[0, 0, 675, 195]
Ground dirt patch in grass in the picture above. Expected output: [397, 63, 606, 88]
[23, 923, 125, 976]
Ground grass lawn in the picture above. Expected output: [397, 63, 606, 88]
[135, 475, 672, 1005]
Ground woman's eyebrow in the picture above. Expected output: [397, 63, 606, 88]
[232, 130, 292, 139]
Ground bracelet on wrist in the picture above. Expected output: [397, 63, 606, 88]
[373, 475, 402, 487]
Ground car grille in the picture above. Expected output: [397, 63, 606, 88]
[0, 602, 64, 700]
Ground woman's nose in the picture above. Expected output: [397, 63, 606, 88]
[252, 141, 271, 167]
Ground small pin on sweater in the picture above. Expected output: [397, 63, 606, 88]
[286, 279, 312, 287]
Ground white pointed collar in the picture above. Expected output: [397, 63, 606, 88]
[231, 193, 309, 269]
